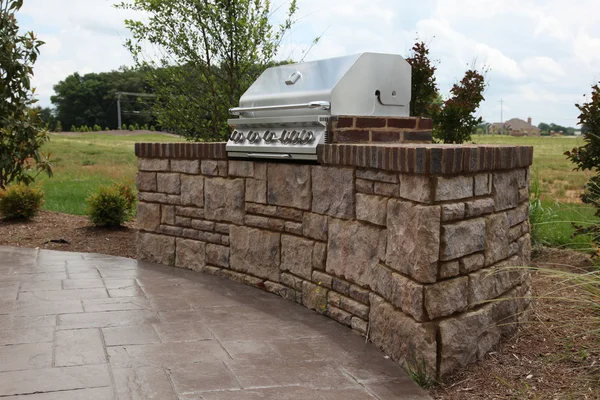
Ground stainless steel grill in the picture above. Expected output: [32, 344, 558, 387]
[226, 52, 412, 160]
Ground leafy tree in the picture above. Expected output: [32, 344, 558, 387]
[408, 41, 487, 143]
[0, 0, 52, 188]
[117, 0, 298, 141]
[54, 120, 62, 132]
[565, 83, 600, 255]
[51, 67, 154, 130]
[406, 42, 438, 118]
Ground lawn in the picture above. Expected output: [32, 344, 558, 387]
[38, 133, 186, 215]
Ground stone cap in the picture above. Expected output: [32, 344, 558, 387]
[135, 142, 533, 175]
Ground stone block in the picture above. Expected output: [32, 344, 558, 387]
[516, 234, 531, 266]
[138, 192, 166, 203]
[160, 225, 184, 236]
[137, 232, 175, 266]
[175, 238, 205, 271]
[180, 175, 204, 207]
[302, 213, 328, 241]
[201, 160, 227, 176]
[368, 294, 437, 373]
[302, 281, 328, 314]
[348, 285, 370, 305]
[389, 273, 426, 321]
[281, 235, 315, 280]
[386, 200, 440, 283]
[370, 263, 393, 299]
[312, 271, 333, 288]
[157, 173, 180, 194]
[373, 182, 399, 197]
[230, 226, 280, 281]
[439, 261, 460, 279]
[171, 160, 200, 174]
[399, 175, 432, 203]
[228, 160, 254, 177]
[161, 205, 175, 225]
[356, 169, 398, 183]
[139, 158, 169, 172]
[206, 244, 230, 268]
[492, 171, 519, 211]
[176, 206, 204, 219]
[165, 195, 181, 205]
[356, 178, 374, 194]
[485, 213, 509, 265]
[507, 203, 529, 227]
[464, 198, 494, 218]
[326, 305, 353, 326]
[356, 193, 388, 226]
[332, 278, 351, 295]
[214, 223, 231, 234]
[459, 253, 485, 274]
[253, 163, 267, 180]
[284, 221, 303, 235]
[280, 272, 303, 291]
[275, 206, 304, 221]
[424, 277, 469, 319]
[136, 172, 156, 192]
[327, 292, 369, 320]
[468, 259, 523, 305]
[312, 166, 355, 218]
[441, 203, 465, 222]
[204, 178, 245, 224]
[517, 168, 529, 188]
[312, 242, 327, 270]
[244, 215, 272, 230]
[474, 173, 491, 196]
[245, 179, 267, 204]
[434, 176, 473, 201]
[175, 216, 192, 227]
[267, 164, 311, 210]
[519, 188, 529, 203]
[326, 219, 386, 288]
[137, 203, 160, 232]
[351, 317, 368, 335]
[439, 302, 500, 375]
[441, 218, 486, 261]
[191, 219, 214, 232]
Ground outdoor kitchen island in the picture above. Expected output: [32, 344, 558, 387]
[134, 140, 533, 378]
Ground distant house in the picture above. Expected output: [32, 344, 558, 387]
[490, 117, 540, 136]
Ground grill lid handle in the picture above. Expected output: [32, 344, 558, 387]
[230, 101, 330, 115]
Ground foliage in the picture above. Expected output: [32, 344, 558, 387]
[431, 68, 486, 144]
[405, 41, 438, 118]
[539, 122, 576, 135]
[51, 67, 154, 130]
[54, 120, 62, 132]
[565, 83, 600, 256]
[408, 41, 487, 144]
[404, 349, 437, 389]
[0, 183, 44, 220]
[86, 182, 136, 227]
[117, 0, 298, 141]
[0, 0, 52, 188]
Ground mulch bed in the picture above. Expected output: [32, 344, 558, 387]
[1, 211, 599, 398]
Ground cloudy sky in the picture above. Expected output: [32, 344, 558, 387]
[18, 0, 600, 128]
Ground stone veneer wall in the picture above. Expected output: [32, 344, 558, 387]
[135, 142, 533, 377]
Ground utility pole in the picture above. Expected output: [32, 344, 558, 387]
[115, 92, 157, 130]
[499, 98, 504, 135]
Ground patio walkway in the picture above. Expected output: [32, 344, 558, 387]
[0, 246, 430, 399]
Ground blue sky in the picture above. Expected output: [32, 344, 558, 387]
[18, 0, 600, 128]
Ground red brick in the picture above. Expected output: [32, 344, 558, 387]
[332, 130, 370, 143]
[336, 116, 355, 128]
[355, 117, 386, 128]
[371, 131, 401, 142]
[418, 118, 433, 130]
[403, 130, 432, 142]
[386, 117, 417, 129]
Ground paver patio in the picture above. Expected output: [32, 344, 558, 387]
[0, 245, 430, 399]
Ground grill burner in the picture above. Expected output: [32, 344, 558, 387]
[226, 52, 412, 160]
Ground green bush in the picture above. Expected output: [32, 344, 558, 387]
[86, 182, 136, 227]
[93, 124, 101, 132]
[121, 124, 127, 131]
[70, 125, 76, 132]
[104, 127, 109, 131]
[150, 125, 155, 131]
[55, 121, 63, 132]
[128, 124, 134, 131]
[0, 183, 44, 220]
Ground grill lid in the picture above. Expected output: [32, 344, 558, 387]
[231, 52, 412, 118]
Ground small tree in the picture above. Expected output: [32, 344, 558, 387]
[565, 84, 600, 254]
[117, 0, 299, 141]
[408, 41, 487, 144]
[0, 0, 52, 188]
[55, 120, 63, 132]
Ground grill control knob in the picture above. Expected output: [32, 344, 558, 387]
[280, 130, 291, 144]
[290, 130, 300, 144]
[299, 130, 314, 144]
[230, 130, 245, 143]
[248, 130, 261, 144]
[264, 130, 277, 144]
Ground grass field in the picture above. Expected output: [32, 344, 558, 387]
[37, 133, 185, 215]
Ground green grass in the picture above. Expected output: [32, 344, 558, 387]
[472, 135, 593, 203]
[37, 133, 185, 215]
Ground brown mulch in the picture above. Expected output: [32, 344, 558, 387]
[0, 211, 137, 259]
[1, 211, 599, 399]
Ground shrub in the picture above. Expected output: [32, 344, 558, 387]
[150, 125, 155, 131]
[70, 125, 76, 132]
[86, 182, 135, 227]
[0, 183, 44, 220]
[104, 127, 109, 131]
[55, 120, 63, 132]
[128, 124, 134, 131]
[93, 124, 101, 132]
[121, 124, 127, 131]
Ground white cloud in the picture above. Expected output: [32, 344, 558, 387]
[16, 0, 600, 127]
